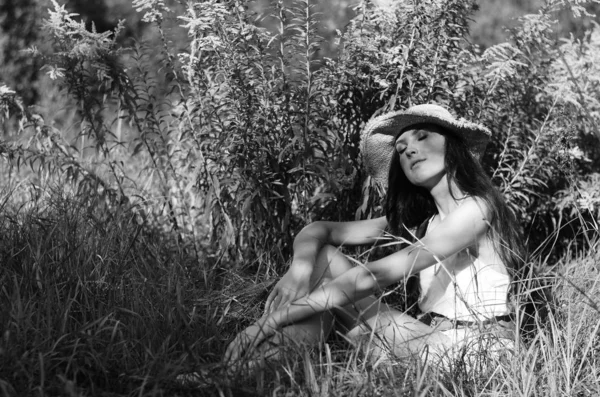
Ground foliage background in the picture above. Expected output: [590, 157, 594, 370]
[1, 0, 600, 395]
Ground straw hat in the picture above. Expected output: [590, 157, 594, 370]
[360, 104, 492, 187]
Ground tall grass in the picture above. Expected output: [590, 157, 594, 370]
[0, 184, 222, 395]
[1, 0, 600, 395]
[0, 182, 599, 396]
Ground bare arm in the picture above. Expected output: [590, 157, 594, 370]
[264, 216, 388, 314]
[289, 216, 389, 272]
[226, 198, 491, 361]
[274, 198, 490, 326]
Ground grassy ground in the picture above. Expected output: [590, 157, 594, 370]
[0, 184, 599, 397]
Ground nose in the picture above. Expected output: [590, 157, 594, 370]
[405, 145, 417, 157]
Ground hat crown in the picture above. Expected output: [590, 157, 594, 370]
[404, 104, 453, 120]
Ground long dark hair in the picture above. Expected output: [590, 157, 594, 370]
[384, 123, 524, 277]
[384, 123, 551, 338]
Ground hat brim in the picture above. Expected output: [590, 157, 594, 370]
[360, 108, 491, 188]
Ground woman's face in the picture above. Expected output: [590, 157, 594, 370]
[395, 125, 447, 188]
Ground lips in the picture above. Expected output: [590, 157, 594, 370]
[411, 158, 425, 169]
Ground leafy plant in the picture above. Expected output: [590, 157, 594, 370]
[1, 0, 600, 395]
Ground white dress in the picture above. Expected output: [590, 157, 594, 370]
[415, 214, 515, 366]
[418, 214, 512, 322]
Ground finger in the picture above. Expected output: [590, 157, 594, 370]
[225, 338, 240, 363]
[270, 294, 283, 313]
[280, 290, 297, 308]
[224, 341, 234, 363]
[266, 287, 285, 313]
[277, 295, 291, 310]
[224, 337, 244, 364]
[264, 291, 277, 315]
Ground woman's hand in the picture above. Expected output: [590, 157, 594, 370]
[223, 318, 275, 364]
[264, 266, 311, 315]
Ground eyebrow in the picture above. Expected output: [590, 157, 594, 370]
[395, 129, 422, 145]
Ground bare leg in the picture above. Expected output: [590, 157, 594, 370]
[254, 245, 452, 362]
[346, 308, 452, 361]
[252, 244, 379, 357]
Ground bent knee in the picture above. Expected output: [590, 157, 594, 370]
[266, 323, 328, 348]
[345, 323, 369, 343]
[317, 244, 342, 264]
[344, 312, 386, 344]
[315, 244, 354, 278]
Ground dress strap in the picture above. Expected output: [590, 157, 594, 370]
[415, 215, 435, 239]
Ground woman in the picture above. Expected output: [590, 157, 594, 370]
[224, 104, 523, 366]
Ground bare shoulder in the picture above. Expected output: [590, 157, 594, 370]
[413, 197, 492, 259]
[431, 197, 492, 241]
[460, 196, 493, 220]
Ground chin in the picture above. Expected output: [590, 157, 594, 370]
[409, 172, 446, 189]
[408, 177, 429, 187]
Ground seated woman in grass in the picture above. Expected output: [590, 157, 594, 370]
[225, 104, 523, 366]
